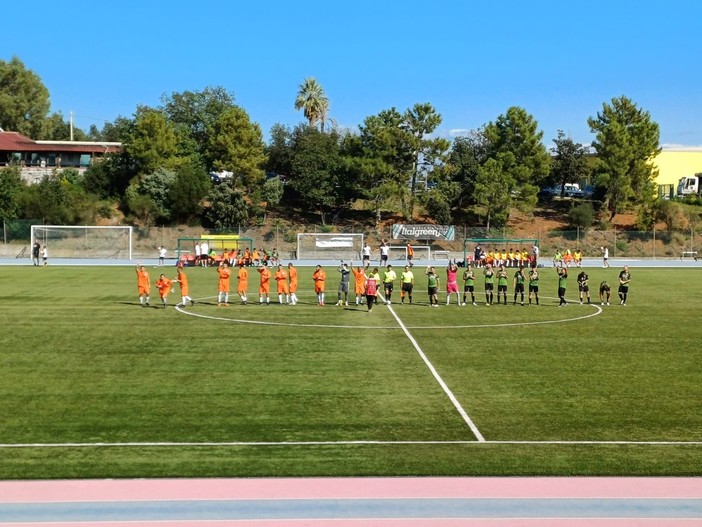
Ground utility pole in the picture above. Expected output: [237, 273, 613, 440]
[70, 111, 74, 141]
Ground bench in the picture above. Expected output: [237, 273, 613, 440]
[681, 251, 699, 260]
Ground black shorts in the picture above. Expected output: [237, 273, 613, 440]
[384, 282, 393, 292]
[463, 284, 475, 292]
[515, 284, 525, 293]
[558, 287, 566, 297]
[498, 284, 507, 293]
[402, 283, 413, 293]
[579, 285, 589, 292]
[485, 283, 494, 291]
[618, 285, 629, 293]
[381, 255, 388, 263]
[529, 285, 539, 293]
[428, 286, 437, 296]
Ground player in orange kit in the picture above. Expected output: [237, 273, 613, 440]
[351, 261, 366, 306]
[287, 262, 299, 305]
[217, 261, 231, 306]
[274, 264, 290, 304]
[237, 262, 249, 304]
[312, 264, 327, 306]
[257, 264, 271, 304]
[155, 273, 174, 308]
[174, 263, 194, 307]
[135, 262, 151, 307]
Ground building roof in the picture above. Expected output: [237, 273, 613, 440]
[0, 131, 121, 154]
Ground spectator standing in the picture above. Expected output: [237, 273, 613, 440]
[41, 245, 48, 266]
[158, 246, 167, 267]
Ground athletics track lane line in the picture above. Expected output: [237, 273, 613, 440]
[379, 294, 485, 442]
[0, 477, 699, 526]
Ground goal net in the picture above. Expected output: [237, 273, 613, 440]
[30, 225, 133, 259]
[387, 245, 431, 262]
[463, 238, 538, 267]
[296, 233, 364, 261]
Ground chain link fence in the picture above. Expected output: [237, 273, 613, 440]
[2, 219, 699, 260]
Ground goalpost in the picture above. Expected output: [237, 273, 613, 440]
[296, 233, 364, 261]
[463, 238, 538, 266]
[30, 225, 133, 259]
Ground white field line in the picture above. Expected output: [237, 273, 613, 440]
[378, 293, 486, 442]
[0, 440, 700, 449]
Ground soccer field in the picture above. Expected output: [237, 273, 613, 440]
[0, 264, 700, 479]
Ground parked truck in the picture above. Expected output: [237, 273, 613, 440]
[677, 173, 702, 197]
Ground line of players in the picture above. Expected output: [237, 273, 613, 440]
[135, 260, 632, 309]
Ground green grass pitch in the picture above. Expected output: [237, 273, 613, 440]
[0, 263, 700, 479]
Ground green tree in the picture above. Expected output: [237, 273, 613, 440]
[484, 106, 550, 215]
[588, 96, 661, 220]
[0, 166, 24, 220]
[550, 130, 591, 198]
[402, 103, 450, 218]
[443, 131, 491, 213]
[294, 77, 331, 130]
[169, 163, 211, 223]
[82, 152, 137, 199]
[43, 112, 88, 141]
[0, 56, 50, 138]
[473, 157, 514, 232]
[161, 86, 237, 167]
[568, 202, 595, 231]
[265, 123, 293, 177]
[206, 106, 267, 190]
[287, 125, 345, 225]
[125, 109, 179, 174]
[19, 172, 73, 224]
[205, 181, 249, 229]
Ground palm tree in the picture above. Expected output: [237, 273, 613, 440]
[294, 77, 334, 131]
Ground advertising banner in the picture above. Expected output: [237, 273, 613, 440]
[392, 224, 455, 241]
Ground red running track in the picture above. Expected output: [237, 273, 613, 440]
[0, 477, 699, 526]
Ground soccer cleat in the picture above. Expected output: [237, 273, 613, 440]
[460, 302, 466, 306]
[472, 302, 477, 306]
[191, 300, 196, 306]
[344, 301, 348, 306]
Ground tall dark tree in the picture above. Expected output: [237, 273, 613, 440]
[169, 163, 211, 223]
[588, 96, 661, 220]
[550, 130, 591, 198]
[401, 103, 450, 218]
[161, 86, 237, 167]
[483, 106, 551, 215]
[287, 125, 346, 225]
[0, 57, 50, 138]
[0, 166, 24, 220]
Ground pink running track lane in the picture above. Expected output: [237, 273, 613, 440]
[0, 477, 700, 526]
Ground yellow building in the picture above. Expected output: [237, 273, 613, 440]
[653, 149, 702, 197]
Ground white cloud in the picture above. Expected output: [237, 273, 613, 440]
[661, 143, 702, 152]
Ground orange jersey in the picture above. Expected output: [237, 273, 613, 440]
[136, 267, 150, 295]
[351, 268, 366, 295]
[217, 267, 231, 292]
[155, 277, 172, 298]
[287, 266, 298, 293]
[176, 269, 189, 296]
[237, 267, 248, 293]
[258, 266, 271, 293]
[274, 269, 289, 293]
[312, 268, 326, 293]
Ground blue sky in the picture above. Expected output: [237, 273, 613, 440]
[5, 1, 702, 148]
